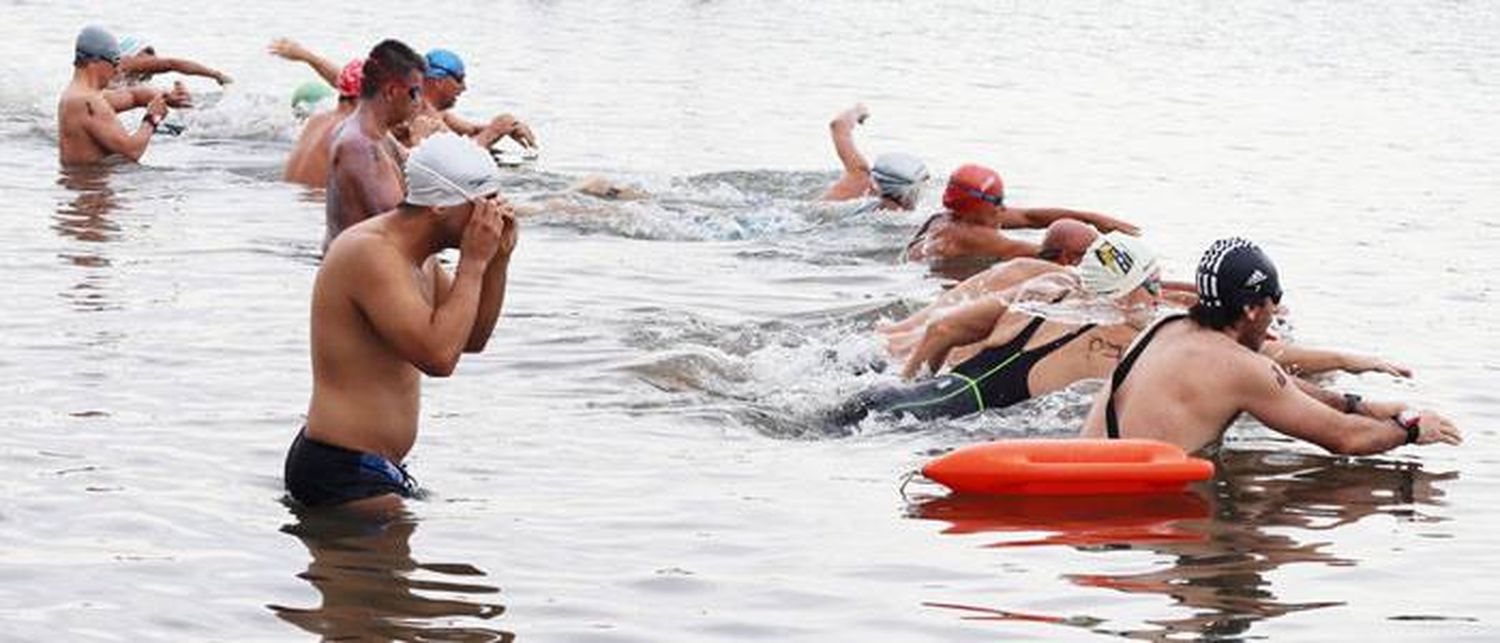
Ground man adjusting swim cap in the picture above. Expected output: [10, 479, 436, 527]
[1196, 237, 1282, 311]
[405, 132, 505, 207]
[870, 152, 929, 208]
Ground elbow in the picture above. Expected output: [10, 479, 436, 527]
[415, 348, 462, 377]
[463, 338, 489, 354]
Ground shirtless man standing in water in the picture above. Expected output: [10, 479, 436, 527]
[57, 26, 171, 165]
[325, 39, 426, 249]
[285, 133, 518, 514]
[1083, 237, 1461, 455]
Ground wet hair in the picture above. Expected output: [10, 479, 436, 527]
[360, 39, 426, 99]
[1188, 296, 1273, 330]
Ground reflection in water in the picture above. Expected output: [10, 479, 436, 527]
[54, 167, 123, 313]
[911, 448, 1456, 640]
[270, 509, 514, 642]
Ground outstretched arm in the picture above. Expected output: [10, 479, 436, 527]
[1262, 341, 1412, 378]
[1000, 207, 1141, 235]
[968, 228, 1041, 261]
[122, 56, 231, 85]
[1242, 359, 1460, 455]
[268, 38, 340, 85]
[901, 295, 1011, 379]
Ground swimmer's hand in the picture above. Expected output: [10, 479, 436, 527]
[165, 82, 192, 109]
[460, 197, 508, 263]
[1342, 354, 1413, 378]
[213, 71, 233, 86]
[494, 197, 520, 261]
[1413, 410, 1462, 446]
[145, 94, 169, 124]
[268, 38, 309, 62]
[836, 103, 870, 126]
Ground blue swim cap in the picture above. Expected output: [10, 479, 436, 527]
[425, 49, 465, 81]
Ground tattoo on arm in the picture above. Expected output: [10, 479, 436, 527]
[1089, 337, 1124, 360]
[1273, 364, 1288, 388]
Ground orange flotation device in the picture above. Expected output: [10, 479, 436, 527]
[922, 439, 1214, 496]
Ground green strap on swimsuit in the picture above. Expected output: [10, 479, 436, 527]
[884, 351, 1023, 415]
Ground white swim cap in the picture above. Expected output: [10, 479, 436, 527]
[404, 132, 503, 208]
[1078, 232, 1160, 299]
[871, 152, 928, 206]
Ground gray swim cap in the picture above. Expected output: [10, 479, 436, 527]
[405, 132, 504, 208]
[871, 152, 928, 206]
[75, 25, 120, 65]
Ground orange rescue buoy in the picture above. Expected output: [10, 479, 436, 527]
[922, 439, 1214, 496]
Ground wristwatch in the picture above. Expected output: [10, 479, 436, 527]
[144, 113, 162, 129]
[1395, 409, 1421, 444]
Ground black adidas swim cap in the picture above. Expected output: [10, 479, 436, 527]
[1195, 237, 1282, 310]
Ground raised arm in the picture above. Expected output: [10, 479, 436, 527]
[122, 55, 231, 85]
[350, 206, 504, 376]
[828, 103, 871, 176]
[463, 201, 518, 352]
[80, 94, 166, 162]
[1000, 207, 1141, 235]
[1241, 358, 1460, 455]
[268, 38, 340, 85]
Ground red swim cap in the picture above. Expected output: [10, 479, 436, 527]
[337, 58, 365, 98]
[942, 163, 1005, 215]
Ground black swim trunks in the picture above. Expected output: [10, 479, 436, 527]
[283, 427, 416, 508]
[833, 315, 1096, 425]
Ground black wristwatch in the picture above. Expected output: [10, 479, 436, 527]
[1342, 392, 1362, 414]
[144, 113, 161, 129]
[1395, 410, 1421, 444]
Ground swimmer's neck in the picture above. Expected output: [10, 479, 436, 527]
[384, 205, 454, 261]
[70, 67, 108, 91]
[353, 100, 401, 137]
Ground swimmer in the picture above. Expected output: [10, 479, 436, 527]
[845, 236, 1414, 426]
[835, 235, 1165, 425]
[905, 164, 1140, 276]
[402, 49, 537, 150]
[284, 132, 518, 514]
[819, 104, 928, 211]
[1082, 238, 1462, 455]
[282, 59, 363, 187]
[325, 39, 426, 249]
[114, 35, 232, 87]
[57, 26, 170, 165]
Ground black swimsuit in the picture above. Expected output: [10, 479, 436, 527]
[284, 427, 417, 508]
[1104, 314, 1186, 439]
[834, 316, 1096, 425]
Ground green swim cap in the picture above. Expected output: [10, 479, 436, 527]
[291, 80, 335, 114]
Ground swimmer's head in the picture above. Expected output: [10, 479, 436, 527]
[362, 39, 426, 123]
[423, 49, 467, 110]
[404, 131, 504, 215]
[74, 25, 120, 71]
[118, 35, 154, 59]
[1038, 219, 1099, 265]
[291, 80, 335, 117]
[870, 153, 928, 209]
[336, 58, 365, 101]
[1078, 232, 1161, 302]
[942, 163, 1004, 220]
[1191, 237, 1282, 348]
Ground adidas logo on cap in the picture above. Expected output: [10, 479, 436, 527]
[1245, 269, 1268, 288]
